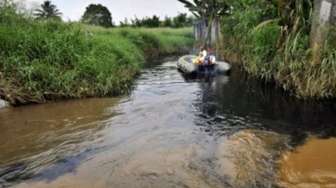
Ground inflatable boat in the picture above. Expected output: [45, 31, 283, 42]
[177, 55, 231, 75]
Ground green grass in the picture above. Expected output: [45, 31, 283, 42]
[82, 25, 193, 59]
[0, 10, 193, 105]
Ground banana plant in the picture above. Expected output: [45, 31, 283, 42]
[178, 0, 230, 45]
[178, 0, 230, 19]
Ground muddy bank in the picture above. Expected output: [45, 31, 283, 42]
[279, 137, 336, 188]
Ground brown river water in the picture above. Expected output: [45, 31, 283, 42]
[1, 58, 336, 188]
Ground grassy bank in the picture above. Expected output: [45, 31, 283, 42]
[219, 0, 336, 99]
[0, 8, 193, 106]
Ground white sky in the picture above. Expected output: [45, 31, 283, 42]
[16, 0, 189, 23]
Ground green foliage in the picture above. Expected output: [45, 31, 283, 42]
[0, 9, 193, 105]
[172, 13, 193, 28]
[162, 16, 173, 27]
[121, 13, 194, 28]
[0, 0, 26, 25]
[81, 4, 113, 28]
[119, 18, 130, 27]
[134, 15, 160, 28]
[178, 0, 230, 44]
[245, 22, 281, 80]
[178, 0, 230, 19]
[219, 0, 336, 99]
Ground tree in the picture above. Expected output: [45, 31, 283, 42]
[144, 15, 160, 27]
[131, 16, 141, 27]
[34, 0, 62, 20]
[119, 18, 130, 27]
[162, 16, 172, 27]
[129, 15, 160, 27]
[81, 4, 113, 27]
[173, 13, 188, 27]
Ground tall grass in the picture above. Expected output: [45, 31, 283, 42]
[0, 9, 193, 105]
[83, 26, 193, 59]
[220, 0, 336, 99]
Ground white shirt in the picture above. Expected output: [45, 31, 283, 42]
[200, 50, 207, 61]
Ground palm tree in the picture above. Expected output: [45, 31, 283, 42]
[34, 0, 62, 20]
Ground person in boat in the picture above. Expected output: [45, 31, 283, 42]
[207, 47, 216, 65]
[202, 47, 216, 66]
[194, 47, 208, 65]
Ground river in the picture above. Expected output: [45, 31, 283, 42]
[1, 58, 336, 188]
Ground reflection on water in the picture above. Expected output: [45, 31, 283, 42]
[14, 130, 287, 188]
[280, 137, 336, 188]
[1, 59, 336, 188]
[0, 98, 120, 186]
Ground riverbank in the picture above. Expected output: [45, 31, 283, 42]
[218, 0, 336, 99]
[0, 10, 193, 106]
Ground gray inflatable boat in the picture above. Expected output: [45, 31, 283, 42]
[177, 55, 231, 74]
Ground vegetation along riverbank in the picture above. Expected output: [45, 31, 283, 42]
[180, 0, 336, 99]
[0, 3, 193, 106]
[219, 0, 336, 99]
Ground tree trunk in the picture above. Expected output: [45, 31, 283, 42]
[310, 0, 335, 65]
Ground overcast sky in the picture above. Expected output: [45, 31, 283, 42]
[17, 0, 188, 23]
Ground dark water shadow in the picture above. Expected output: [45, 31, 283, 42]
[179, 66, 336, 187]
[189, 66, 336, 147]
